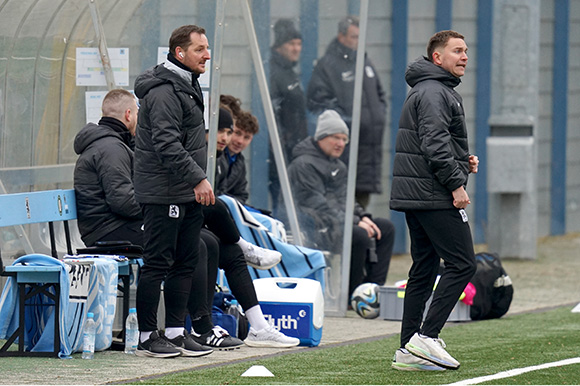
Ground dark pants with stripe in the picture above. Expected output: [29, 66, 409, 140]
[400, 209, 476, 347]
[137, 202, 203, 332]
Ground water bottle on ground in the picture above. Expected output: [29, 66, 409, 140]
[82, 312, 96, 359]
[226, 299, 241, 337]
[124, 308, 139, 355]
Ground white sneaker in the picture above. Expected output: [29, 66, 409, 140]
[240, 242, 281, 270]
[244, 325, 300, 348]
[405, 333, 460, 369]
[391, 348, 446, 371]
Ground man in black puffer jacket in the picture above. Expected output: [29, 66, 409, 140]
[390, 31, 479, 372]
[74, 89, 141, 247]
[307, 15, 386, 208]
[133, 25, 215, 358]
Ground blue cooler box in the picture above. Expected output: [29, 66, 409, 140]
[253, 278, 324, 346]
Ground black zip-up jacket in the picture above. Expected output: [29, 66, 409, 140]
[73, 117, 142, 246]
[133, 63, 207, 204]
[306, 38, 387, 194]
[390, 57, 471, 211]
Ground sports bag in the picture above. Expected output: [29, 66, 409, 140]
[470, 252, 514, 320]
[213, 290, 249, 340]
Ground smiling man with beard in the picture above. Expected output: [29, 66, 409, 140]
[133, 24, 214, 358]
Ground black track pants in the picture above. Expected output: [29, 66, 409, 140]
[400, 209, 476, 347]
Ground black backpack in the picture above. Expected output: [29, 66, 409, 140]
[470, 252, 514, 320]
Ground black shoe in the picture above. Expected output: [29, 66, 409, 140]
[166, 330, 213, 357]
[191, 326, 244, 350]
[135, 331, 181, 358]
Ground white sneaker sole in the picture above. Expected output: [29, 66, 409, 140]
[135, 349, 181, 358]
[176, 347, 213, 357]
[246, 258, 281, 270]
[244, 339, 300, 348]
[405, 342, 460, 370]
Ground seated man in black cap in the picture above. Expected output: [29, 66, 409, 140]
[287, 109, 395, 297]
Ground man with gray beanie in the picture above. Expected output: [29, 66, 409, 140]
[288, 110, 395, 298]
[269, 18, 308, 216]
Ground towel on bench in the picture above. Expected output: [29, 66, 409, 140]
[0, 254, 118, 358]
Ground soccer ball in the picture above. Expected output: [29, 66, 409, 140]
[350, 283, 380, 319]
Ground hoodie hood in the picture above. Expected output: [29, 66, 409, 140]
[291, 136, 333, 162]
[134, 64, 192, 99]
[74, 122, 122, 155]
[405, 56, 461, 89]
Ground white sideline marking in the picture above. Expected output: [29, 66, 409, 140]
[447, 357, 580, 385]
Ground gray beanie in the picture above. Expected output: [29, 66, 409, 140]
[314, 110, 349, 141]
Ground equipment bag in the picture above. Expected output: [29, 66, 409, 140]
[212, 290, 249, 340]
[470, 252, 514, 320]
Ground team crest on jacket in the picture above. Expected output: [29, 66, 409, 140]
[169, 205, 179, 218]
[365, 65, 375, 78]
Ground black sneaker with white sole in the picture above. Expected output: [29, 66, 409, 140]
[191, 326, 244, 350]
[135, 331, 181, 358]
[165, 330, 213, 357]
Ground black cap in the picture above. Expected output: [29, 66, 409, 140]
[273, 19, 302, 49]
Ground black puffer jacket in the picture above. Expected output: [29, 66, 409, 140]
[73, 117, 142, 246]
[134, 64, 207, 204]
[288, 137, 369, 248]
[270, 49, 308, 159]
[390, 57, 471, 211]
[307, 38, 386, 194]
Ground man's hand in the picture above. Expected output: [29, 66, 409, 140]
[194, 179, 215, 206]
[452, 186, 470, 209]
[469, 154, 479, 174]
[358, 216, 382, 239]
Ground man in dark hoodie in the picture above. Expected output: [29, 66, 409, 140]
[306, 15, 386, 209]
[287, 109, 395, 299]
[133, 24, 214, 358]
[73, 89, 142, 247]
[390, 30, 479, 372]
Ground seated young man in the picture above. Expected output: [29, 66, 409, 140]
[287, 110, 396, 297]
[215, 109, 258, 204]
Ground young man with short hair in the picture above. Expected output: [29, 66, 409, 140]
[216, 110, 259, 204]
[390, 30, 479, 371]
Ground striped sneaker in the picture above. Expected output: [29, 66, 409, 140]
[190, 326, 244, 350]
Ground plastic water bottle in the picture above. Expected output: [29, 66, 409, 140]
[82, 312, 96, 359]
[124, 308, 139, 355]
[226, 299, 241, 337]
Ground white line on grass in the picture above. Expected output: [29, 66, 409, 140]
[447, 357, 580, 385]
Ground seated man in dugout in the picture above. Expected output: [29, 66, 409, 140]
[287, 109, 395, 298]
